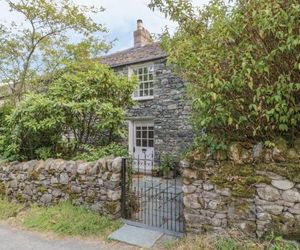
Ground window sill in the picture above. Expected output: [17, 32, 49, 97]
[133, 96, 154, 101]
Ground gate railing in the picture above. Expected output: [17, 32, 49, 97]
[121, 155, 185, 236]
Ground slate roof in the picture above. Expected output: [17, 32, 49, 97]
[100, 42, 167, 68]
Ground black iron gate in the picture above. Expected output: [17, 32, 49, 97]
[121, 156, 185, 236]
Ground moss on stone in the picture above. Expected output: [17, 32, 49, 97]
[256, 163, 300, 183]
[55, 184, 71, 194]
[86, 196, 95, 204]
[16, 194, 26, 203]
[210, 163, 271, 198]
[105, 201, 119, 214]
[37, 186, 47, 193]
[201, 224, 214, 232]
[69, 193, 80, 200]
[269, 215, 300, 241]
[48, 169, 56, 175]
[29, 169, 41, 181]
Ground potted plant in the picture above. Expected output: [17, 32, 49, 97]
[160, 154, 177, 179]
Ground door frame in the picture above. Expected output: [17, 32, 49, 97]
[128, 118, 154, 157]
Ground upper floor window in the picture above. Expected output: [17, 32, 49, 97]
[130, 64, 154, 100]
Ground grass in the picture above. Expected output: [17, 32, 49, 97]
[0, 198, 121, 239]
[0, 197, 23, 220]
[20, 202, 122, 238]
[164, 234, 300, 250]
[0, 198, 299, 248]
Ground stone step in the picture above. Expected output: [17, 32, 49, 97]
[109, 224, 164, 248]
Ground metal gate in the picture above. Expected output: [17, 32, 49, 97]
[121, 155, 185, 236]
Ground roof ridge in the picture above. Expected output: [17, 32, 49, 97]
[100, 42, 167, 68]
[102, 41, 162, 59]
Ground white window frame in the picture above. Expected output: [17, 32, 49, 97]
[129, 63, 155, 101]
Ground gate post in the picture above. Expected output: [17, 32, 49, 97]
[121, 158, 127, 218]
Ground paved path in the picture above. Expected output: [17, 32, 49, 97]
[0, 224, 137, 250]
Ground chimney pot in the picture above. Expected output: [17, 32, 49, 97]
[134, 19, 153, 47]
[137, 19, 143, 30]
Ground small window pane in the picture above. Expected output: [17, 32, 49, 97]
[149, 74, 153, 81]
[144, 89, 149, 96]
[144, 67, 148, 74]
[136, 131, 141, 138]
[149, 140, 154, 147]
[150, 89, 153, 96]
[136, 139, 141, 146]
[149, 82, 153, 88]
[144, 82, 149, 89]
[142, 126, 147, 130]
[148, 130, 154, 139]
[140, 90, 143, 96]
[142, 130, 147, 138]
[136, 127, 141, 130]
[148, 126, 154, 131]
[138, 68, 143, 74]
[142, 140, 147, 147]
[139, 75, 143, 81]
[144, 75, 148, 81]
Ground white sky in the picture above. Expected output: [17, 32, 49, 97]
[0, 0, 210, 52]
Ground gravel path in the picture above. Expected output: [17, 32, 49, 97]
[0, 224, 138, 250]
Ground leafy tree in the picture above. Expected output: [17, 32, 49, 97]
[150, 0, 300, 150]
[4, 60, 137, 160]
[6, 94, 65, 160]
[0, 0, 109, 103]
[49, 61, 137, 147]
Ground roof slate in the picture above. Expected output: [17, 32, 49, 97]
[100, 42, 167, 68]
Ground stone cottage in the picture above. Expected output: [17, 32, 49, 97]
[101, 20, 193, 168]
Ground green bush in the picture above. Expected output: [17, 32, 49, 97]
[1, 60, 136, 161]
[150, 0, 300, 151]
[0, 103, 19, 161]
[74, 143, 128, 161]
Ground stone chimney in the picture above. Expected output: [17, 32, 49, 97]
[134, 19, 153, 47]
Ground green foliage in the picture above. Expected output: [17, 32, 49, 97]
[0, 0, 110, 103]
[74, 143, 128, 162]
[21, 202, 121, 238]
[0, 103, 19, 161]
[214, 237, 241, 250]
[49, 61, 136, 146]
[160, 154, 177, 175]
[164, 234, 300, 250]
[6, 94, 65, 160]
[256, 163, 300, 183]
[211, 163, 271, 198]
[0, 198, 23, 220]
[1, 60, 136, 161]
[150, 0, 300, 150]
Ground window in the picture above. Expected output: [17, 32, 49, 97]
[136, 126, 154, 148]
[130, 64, 154, 99]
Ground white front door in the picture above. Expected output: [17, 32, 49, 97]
[132, 120, 154, 172]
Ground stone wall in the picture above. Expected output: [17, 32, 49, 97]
[114, 58, 193, 159]
[0, 157, 123, 218]
[181, 140, 300, 240]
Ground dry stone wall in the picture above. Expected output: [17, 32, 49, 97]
[181, 140, 300, 240]
[0, 157, 123, 218]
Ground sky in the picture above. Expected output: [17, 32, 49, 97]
[0, 0, 210, 53]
